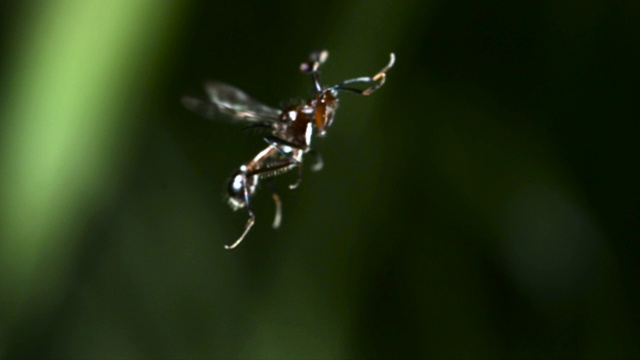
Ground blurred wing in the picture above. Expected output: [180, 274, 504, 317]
[182, 81, 281, 124]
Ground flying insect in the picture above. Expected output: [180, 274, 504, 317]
[182, 50, 395, 249]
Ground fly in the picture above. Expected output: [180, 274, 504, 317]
[182, 50, 395, 249]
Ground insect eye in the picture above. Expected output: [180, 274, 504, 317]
[299, 61, 318, 74]
[309, 50, 328, 64]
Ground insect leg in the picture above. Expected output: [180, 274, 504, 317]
[289, 165, 303, 190]
[244, 160, 304, 229]
[308, 149, 323, 172]
[263, 136, 305, 189]
[226, 154, 293, 249]
[263, 135, 305, 150]
[225, 176, 256, 250]
[261, 136, 320, 172]
[266, 182, 282, 229]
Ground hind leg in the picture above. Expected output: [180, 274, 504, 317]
[263, 136, 304, 189]
[225, 175, 256, 250]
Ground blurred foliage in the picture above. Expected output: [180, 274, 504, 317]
[0, 0, 638, 359]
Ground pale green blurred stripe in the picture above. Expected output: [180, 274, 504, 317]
[0, 0, 182, 321]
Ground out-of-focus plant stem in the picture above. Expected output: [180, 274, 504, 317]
[0, 0, 183, 331]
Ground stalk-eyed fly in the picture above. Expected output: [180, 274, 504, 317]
[182, 50, 395, 249]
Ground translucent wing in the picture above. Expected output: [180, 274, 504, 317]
[182, 81, 281, 124]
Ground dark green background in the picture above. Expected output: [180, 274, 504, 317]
[1, 0, 638, 358]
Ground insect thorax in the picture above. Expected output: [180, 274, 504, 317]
[314, 91, 338, 136]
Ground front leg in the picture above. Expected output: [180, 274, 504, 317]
[328, 53, 396, 96]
